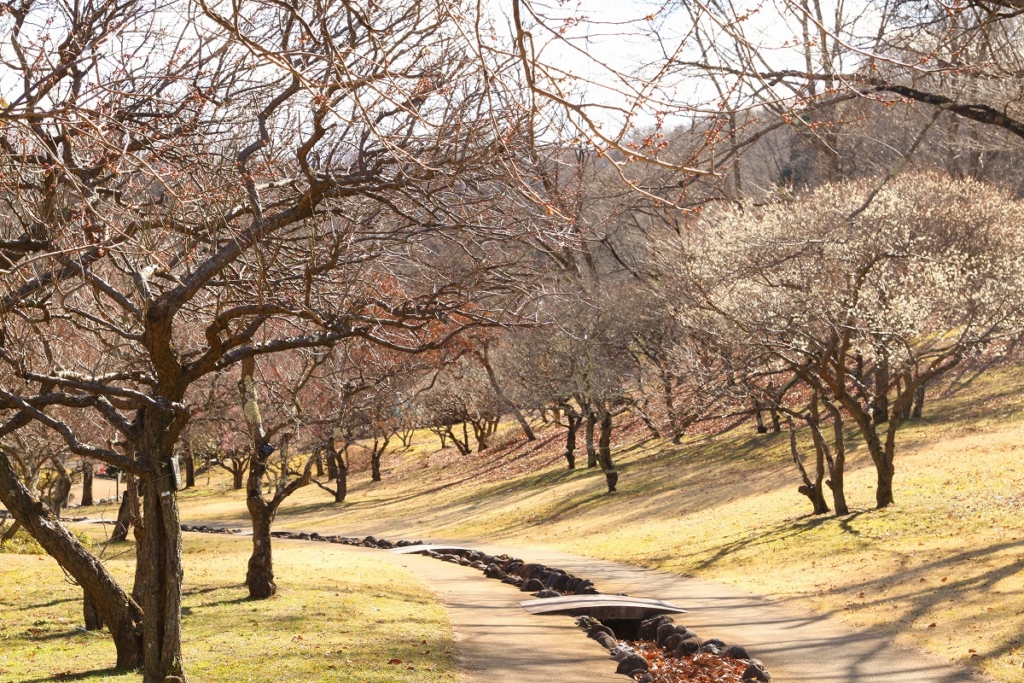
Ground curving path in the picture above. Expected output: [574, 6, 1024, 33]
[182, 528, 990, 683]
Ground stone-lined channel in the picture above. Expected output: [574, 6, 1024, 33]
[180, 525, 773, 682]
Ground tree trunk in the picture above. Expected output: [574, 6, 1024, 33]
[81, 462, 94, 506]
[232, 463, 244, 490]
[753, 402, 768, 433]
[821, 400, 849, 515]
[110, 477, 138, 543]
[562, 405, 580, 469]
[183, 443, 195, 489]
[873, 352, 890, 425]
[134, 438, 186, 683]
[314, 450, 324, 478]
[597, 409, 617, 492]
[240, 356, 278, 600]
[326, 446, 338, 481]
[50, 457, 72, 514]
[875, 458, 895, 508]
[334, 446, 348, 503]
[0, 449, 144, 670]
[789, 416, 829, 515]
[912, 382, 925, 419]
[246, 498, 277, 599]
[83, 589, 104, 630]
[370, 436, 389, 482]
[476, 346, 535, 441]
[585, 411, 597, 468]
[2, 518, 22, 543]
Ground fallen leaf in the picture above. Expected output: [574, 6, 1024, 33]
[388, 658, 402, 665]
[928, 623, 937, 628]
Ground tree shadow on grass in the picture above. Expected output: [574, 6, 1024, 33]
[22, 667, 128, 682]
[18, 596, 77, 611]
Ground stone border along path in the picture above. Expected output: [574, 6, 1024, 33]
[179, 524, 990, 683]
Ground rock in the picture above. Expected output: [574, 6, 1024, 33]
[362, 535, 377, 545]
[655, 623, 677, 646]
[594, 633, 618, 649]
[458, 558, 472, 566]
[724, 644, 750, 660]
[573, 579, 595, 594]
[703, 638, 727, 649]
[615, 654, 649, 675]
[577, 585, 599, 595]
[638, 615, 672, 641]
[501, 576, 523, 587]
[549, 573, 570, 591]
[518, 563, 544, 580]
[587, 624, 615, 640]
[609, 644, 634, 661]
[576, 616, 600, 629]
[310, 533, 323, 540]
[699, 643, 722, 656]
[673, 637, 702, 657]
[635, 674, 654, 683]
[376, 539, 394, 549]
[484, 563, 506, 579]
[521, 578, 545, 592]
[163, 677, 184, 683]
[534, 589, 561, 598]
[742, 662, 771, 682]
[664, 634, 683, 651]
[470, 561, 485, 570]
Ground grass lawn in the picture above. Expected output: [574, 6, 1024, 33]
[155, 365, 1024, 682]
[0, 533, 456, 683]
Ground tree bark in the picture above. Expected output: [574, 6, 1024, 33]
[2, 518, 22, 543]
[246, 497, 277, 599]
[331, 444, 347, 503]
[585, 410, 597, 468]
[183, 443, 196, 489]
[81, 462, 94, 506]
[83, 589, 104, 630]
[370, 436, 389, 482]
[326, 445, 338, 481]
[820, 399, 849, 515]
[596, 408, 617, 492]
[110, 482, 134, 543]
[912, 382, 925, 419]
[133, 423, 186, 683]
[792, 411, 830, 515]
[561, 403, 580, 469]
[872, 352, 890, 425]
[0, 449, 144, 670]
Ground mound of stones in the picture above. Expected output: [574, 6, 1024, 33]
[179, 524, 243, 534]
[414, 547, 599, 597]
[578, 614, 772, 682]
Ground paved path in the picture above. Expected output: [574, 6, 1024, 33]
[182, 526, 988, 683]
[456, 540, 985, 683]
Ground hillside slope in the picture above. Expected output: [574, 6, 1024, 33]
[171, 366, 1024, 682]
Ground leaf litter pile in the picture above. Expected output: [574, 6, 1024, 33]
[630, 641, 750, 683]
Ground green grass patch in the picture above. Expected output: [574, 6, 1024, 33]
[0, 533, 456, 683]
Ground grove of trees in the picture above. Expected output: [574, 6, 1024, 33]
[3, 0, 1024, 680]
